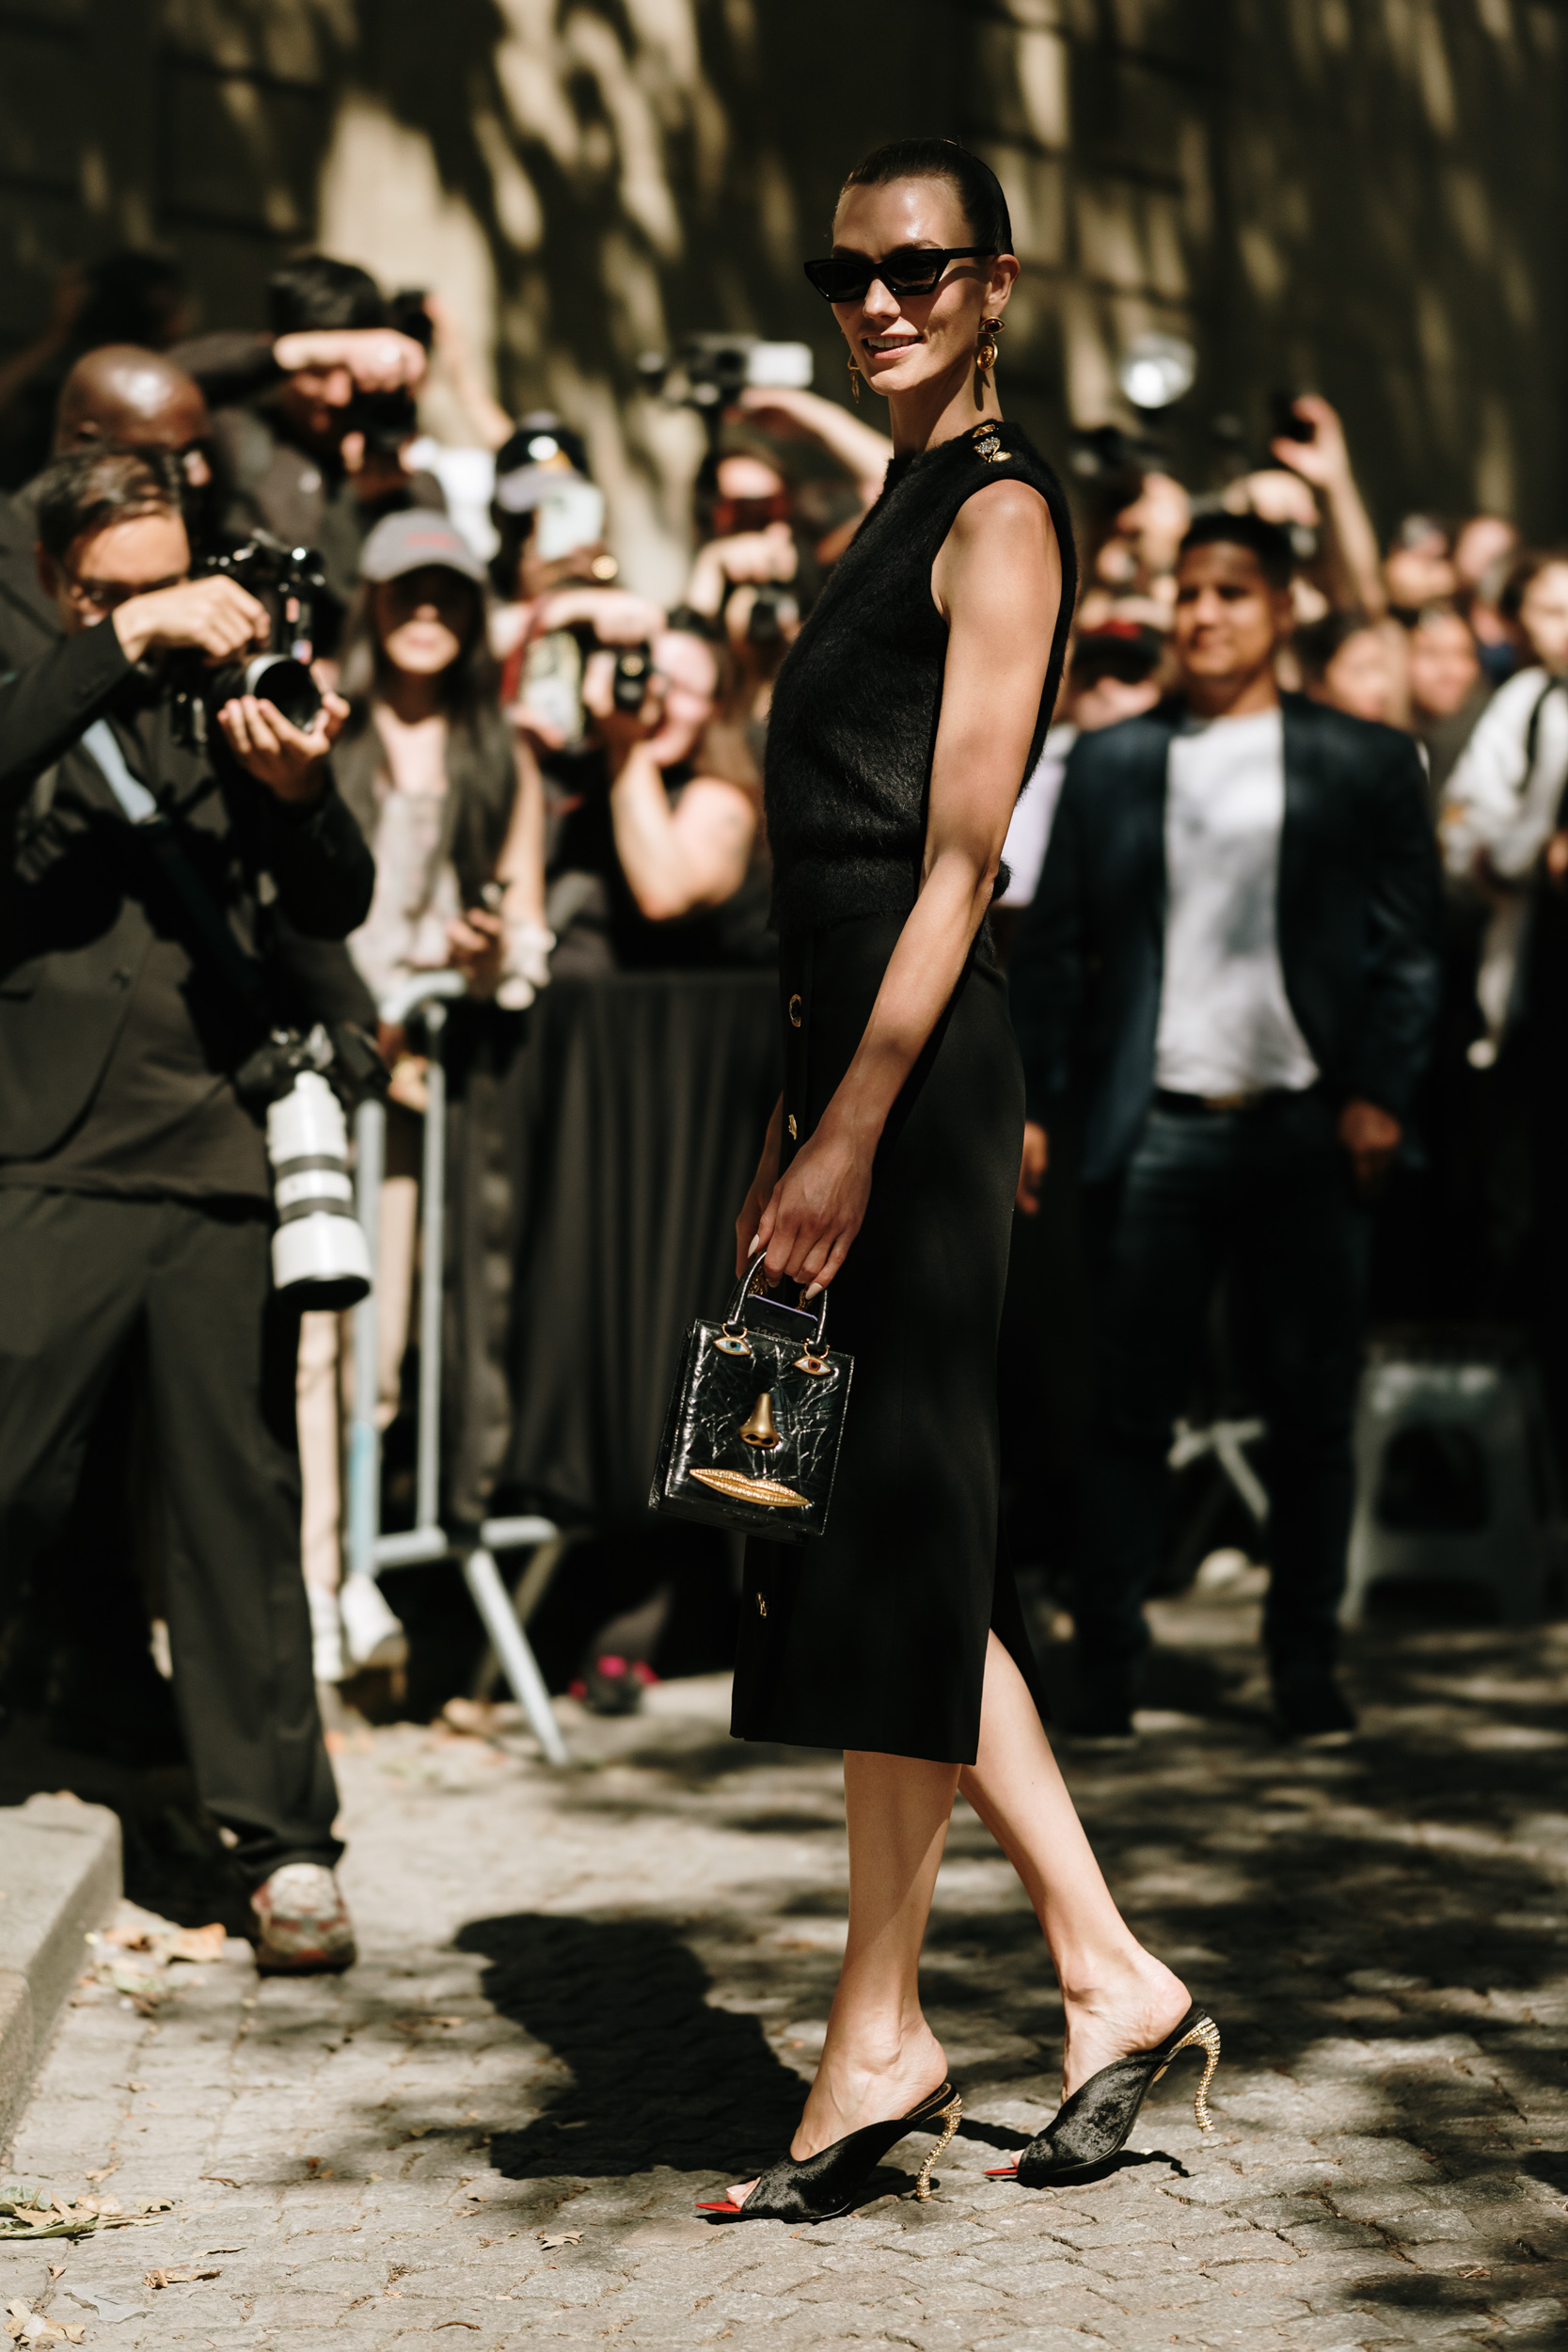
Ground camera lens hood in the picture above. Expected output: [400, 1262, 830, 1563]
[237, 653, 322, 725]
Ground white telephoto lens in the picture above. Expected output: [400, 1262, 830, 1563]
[266, 1071, 372, 1307]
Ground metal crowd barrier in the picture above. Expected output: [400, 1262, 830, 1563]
[341, 968, 567, 1764]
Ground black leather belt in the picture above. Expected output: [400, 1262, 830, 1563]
[1153, 1084, 1320, 1116]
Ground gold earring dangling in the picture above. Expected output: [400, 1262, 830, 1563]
[976, 317, 1005, 374]
[847, 355, 862, 405]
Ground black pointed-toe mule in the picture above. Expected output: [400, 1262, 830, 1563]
[698, 2082, 963, 2222]
[987, 2005, 1220, 2187]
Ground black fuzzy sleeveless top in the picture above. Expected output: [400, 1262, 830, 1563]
[764, 419, 1076, 937]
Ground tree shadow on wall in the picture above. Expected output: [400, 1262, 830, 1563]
[455, 1910, 807, 2180]
[348, 0, 965, 421]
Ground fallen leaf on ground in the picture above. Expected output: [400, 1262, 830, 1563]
[3, 2300, 82, 2345]
[0, 2201, 97, 2242]
[536, 2230, 583, 2249]
[163, 1923, 226, 1964]
[144, 2266, 220, 2289]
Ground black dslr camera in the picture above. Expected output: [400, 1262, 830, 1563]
[170, 532, 326, 751]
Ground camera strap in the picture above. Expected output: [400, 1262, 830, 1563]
[81, 718, 272, 1026]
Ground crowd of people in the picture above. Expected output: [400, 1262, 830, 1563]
[1, 229, 1565, 1961]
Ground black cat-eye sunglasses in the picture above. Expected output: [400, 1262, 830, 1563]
[801, 246, 995, 305]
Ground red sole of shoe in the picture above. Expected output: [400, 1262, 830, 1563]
[696, 2201, 742, 2216]
[984, 2165, 1019, 2179]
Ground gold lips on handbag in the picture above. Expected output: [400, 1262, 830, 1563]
[648, 1250, 853, 1543]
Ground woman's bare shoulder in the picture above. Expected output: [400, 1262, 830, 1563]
[936, 475, 1060, 621]
[948, 473, 1055, 545]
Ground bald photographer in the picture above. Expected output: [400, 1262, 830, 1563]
[0, 446, 373, 1971]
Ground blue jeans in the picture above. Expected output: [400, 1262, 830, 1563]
[1076, 1089, 1370, 1687]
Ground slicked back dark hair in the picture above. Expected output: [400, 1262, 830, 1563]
[1179, 509, 1295, 591]
[268, 254, 387, 336]
[35, 445, 184, 562]
[837, 138, 1013, 256]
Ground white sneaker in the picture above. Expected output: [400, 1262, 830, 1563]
[252, 1863, 356, 1975]
[307, 1583, 345, 1684]
[340, 1573, 407, 1670]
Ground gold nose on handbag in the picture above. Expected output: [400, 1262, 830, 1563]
[740, 1390, 782, 1450]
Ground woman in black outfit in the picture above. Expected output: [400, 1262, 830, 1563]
[703, 141, 1219, 2222]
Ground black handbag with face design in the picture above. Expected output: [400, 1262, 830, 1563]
[648, 1252, 853, 1543]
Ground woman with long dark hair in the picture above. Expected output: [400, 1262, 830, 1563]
[334, 509, 548, 1014]
[293, 509, 549, 1673]
[704, 139, 1218, 2223]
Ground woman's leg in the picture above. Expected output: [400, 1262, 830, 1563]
[959, 1631, 1189, 2096]
[730, 1749, 958, 2200]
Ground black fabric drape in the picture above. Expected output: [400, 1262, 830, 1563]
[499, 973, 781, 1526]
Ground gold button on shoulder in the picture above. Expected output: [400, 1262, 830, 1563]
[787, 1114, 798, 1140]
[788, 993, 802, 1029]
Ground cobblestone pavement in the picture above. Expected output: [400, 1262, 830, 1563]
[4, 1576, 1568, 2350]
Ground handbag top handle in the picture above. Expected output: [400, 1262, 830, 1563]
[723, 1249, 831, 1355]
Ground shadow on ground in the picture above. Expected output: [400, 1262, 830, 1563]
[459, 1911, 807, 2179]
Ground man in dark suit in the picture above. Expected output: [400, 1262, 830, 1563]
[0, 445, 373, 1964]
[1010, 512, 1443, 1739]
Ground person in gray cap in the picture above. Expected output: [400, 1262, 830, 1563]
[335, 507, 548, 1016]
[292, 508, 550, 1650]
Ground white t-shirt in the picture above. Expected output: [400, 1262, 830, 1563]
[998, 723, 1077, 906]
[1154, 707, 1319, 1097]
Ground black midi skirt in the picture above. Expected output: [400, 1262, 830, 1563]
[730, 914, 1045, 1765]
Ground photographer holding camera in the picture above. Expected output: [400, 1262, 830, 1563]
[172, 255, 429, 617]
[0, 446, 373, 1972]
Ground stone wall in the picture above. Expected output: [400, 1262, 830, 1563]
[1, 0, 1561, 588]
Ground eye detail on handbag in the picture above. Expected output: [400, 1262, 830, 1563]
[649, 1251, 852, 1543]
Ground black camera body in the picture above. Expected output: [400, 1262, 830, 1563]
[171, 533, 326, 750]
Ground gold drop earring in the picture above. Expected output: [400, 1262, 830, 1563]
[976, 317, 1005, 376]
[847, 355, 862, 405]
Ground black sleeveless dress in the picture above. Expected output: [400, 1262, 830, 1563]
[730, 421, 1077, 1764]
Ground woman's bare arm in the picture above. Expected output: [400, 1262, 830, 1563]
[753, 478, 1062, 1293]
[497, 733, 547, 924]
[610, 747, 759, 920]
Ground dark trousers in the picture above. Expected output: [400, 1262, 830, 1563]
[1075, 1090, 1370, 1689]
[0, 1187, 341, 1883]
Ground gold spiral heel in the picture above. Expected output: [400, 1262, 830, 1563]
[913, 2094, 962, 2200]
[1152, 2014, 1222, 2132]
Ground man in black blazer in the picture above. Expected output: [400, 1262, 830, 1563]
[0, 445, 373, 1965]
[1010, 512, 1443, 1739]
